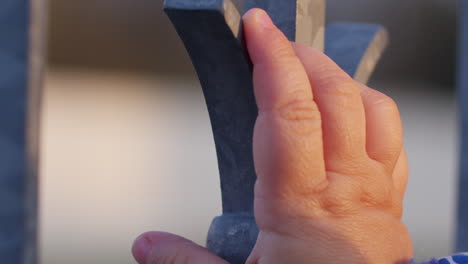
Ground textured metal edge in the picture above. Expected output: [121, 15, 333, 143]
[354, 27, 389, 84]
[223, 0, 242, 38]
[164, 0, 242, 40]
[163, 0, 224, 10]
[24, 0, 47, 263]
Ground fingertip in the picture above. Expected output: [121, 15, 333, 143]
[132, 233, 152, 264]
[132, 232, 180, 264]
[242, 8, 273, 29]
[243, 8, 290, 64]
[132, 232, 228, 264]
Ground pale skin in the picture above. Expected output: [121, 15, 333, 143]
[132, 8, 414, 264]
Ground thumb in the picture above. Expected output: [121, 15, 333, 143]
[132, 232, 228, 264]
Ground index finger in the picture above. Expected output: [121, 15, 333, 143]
[243, 9, 327, 197]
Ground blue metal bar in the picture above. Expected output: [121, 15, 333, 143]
[164, 2, 257, 262]
[325, 23, 388, 83]
[0, 1, 31, 262]
[0, 0, 44, 263]
[457, 0, 468, 252]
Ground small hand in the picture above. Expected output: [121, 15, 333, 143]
[132, 8, 413, 264]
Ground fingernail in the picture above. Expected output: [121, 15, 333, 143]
[244, 9, 274, 29]
[133, 234, 153, 264]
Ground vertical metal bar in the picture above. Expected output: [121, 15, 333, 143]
[164, 1, 257, 263]
[165, 0, 256, 216]
[0, 0, 46, 262]
[457, 0, 468, 252]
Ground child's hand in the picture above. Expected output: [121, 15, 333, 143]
[132, 8, 413, 264]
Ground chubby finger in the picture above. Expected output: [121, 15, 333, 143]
[132, 232, 228, 264]
[292, 43, 368, 170]
[243, 8, 326, 195]
[358, 83, 403, 170]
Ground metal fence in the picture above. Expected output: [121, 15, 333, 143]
[0, 0, 464, 263]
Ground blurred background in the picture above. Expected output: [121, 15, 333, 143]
[40, 0, 459, 263]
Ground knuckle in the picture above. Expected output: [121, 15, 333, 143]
[277, 96, 320, 121]
[275, 46, 297, 62]
[320, 169, 396, 216]
[320, 196, 359, 217]
[274, 97, 322, 136]
[360, 185, 393, 208]
[358, 169, 395, 208]
[319, 178, 362, 216]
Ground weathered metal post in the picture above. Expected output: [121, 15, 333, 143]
[164, 1, 388, 263]
[0, 0, 46, 263]
[457, 0, 468, 252]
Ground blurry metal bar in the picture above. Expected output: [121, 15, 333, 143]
[457, 0, 468, 252]
[0, 0, 46, 263]
[325, 23, 389, 84]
